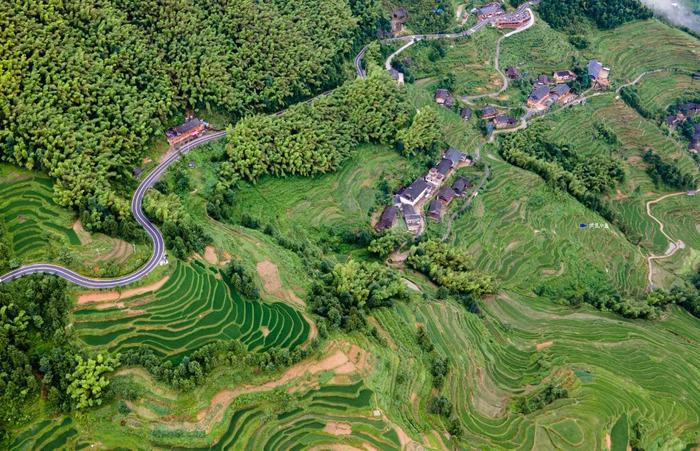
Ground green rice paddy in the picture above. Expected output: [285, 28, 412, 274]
[74, 260, 310, 360]
[0, 176, 80, 261]
[156, 379, 399, 450]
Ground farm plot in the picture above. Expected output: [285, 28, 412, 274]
[166, 380, 400, 451]
[538, 94, 699, 255]
[636, 72, 700, 114]
[589, 20, 700, 83]
[74, 261, 310, 360]
[228, 145, 416, 236]
[0, 177, 80, 261]
[448, 155, 648, 296]
[10, 417, 81, 451]
[371, 292, 700, 450]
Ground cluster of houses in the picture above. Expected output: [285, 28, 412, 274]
[666, 102, 700, 152]
[525, 70, 577, 110]
[481, 106, 516, 130]
[376, 148, 473, 234]
[166, 117, 208, 147]
[475, 2, 532, 29]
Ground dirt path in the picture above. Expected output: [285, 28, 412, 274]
[175, 342, 371, 433]
[645, 191, 689, 288]
[76, 275, 170, 306]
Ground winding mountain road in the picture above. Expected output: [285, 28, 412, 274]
[0, 131, 226, 288]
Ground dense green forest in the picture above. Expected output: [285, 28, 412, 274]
[539, 0, 653, 30]
[0, 0, 380, 237]
[223, 69, 411, 181]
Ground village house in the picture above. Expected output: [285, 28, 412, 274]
[435, 89, 455, 108]
[505, 66, 521, 80]
[399, 178, 431, 206]
[375, 206, 398, 232]
[682, 103, 700, 117]
[588, 60, 610, 88]
[552, 70, 576, 84]
[536, 74, 550, 86]
[452, 176, 472, 196]
[426, 158, 453, 185]
[494, 115, 517, 129]
[666, 113, 684, 129]
[460, 107, 472, 121]
[477, 2, 505, 21]
[166, 118, 207, 147]
[427, 199, 443, 221]
[550, 84, 575, 105]
[444, 147, 468, 166]
[495, 8, 531, 29]
[690, 124, 700, 153]
[437, 187, 457, 205]
[403, 204, 424, 233]
[391, 8, 408, 34]
[527, 84, 551, 109]
[481, 106, 498, 119]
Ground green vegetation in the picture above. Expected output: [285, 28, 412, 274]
[310, 259, 408, 331]
[66, 354, 120, 409]
[223, 69, 410, 182]
[406, 240, 495, 297]
[74, 261, 310, 361]
[643, 150, 698, 190]
[539, 0, 652, 30]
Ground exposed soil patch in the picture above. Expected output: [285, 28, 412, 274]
[260, 326, 270, 337]
[203, 246, 219, 265]
[17, 215, 26, 224]
[402, 278, 421, 292]
[536, 340, 554, 351]
[181, 342, 369, 432]
[256, 260, 306, 308]
[72, 220, 92, 245]
[77, 275, 169, 306]
[605, 433, 611, 450]
[324, 421, 353, 435]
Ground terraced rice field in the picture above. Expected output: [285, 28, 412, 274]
[538, 94, 699, 255]
[228, 145, 415, 235]
[74, 261, 310, 360]
[156, 380, 399, 450]
[636, 72, 700, 114]
[371, 293, 700, 449]
[399, 27, 503, 96]
[10, 417, 82, 450]
[500, 15, 580, 77]
[0, 177, 80, 261]
[590, 20, 700, 83]
[448, 154, 648, 295]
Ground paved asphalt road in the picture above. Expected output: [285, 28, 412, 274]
[0, 131, 226, 289]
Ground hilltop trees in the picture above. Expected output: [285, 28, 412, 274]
[407, 240, 496, 297]
[540, 0, 652, 31]
[223, 70, 410, 182]
[397, 109, 444, 162]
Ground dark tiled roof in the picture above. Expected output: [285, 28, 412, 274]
[436, 158, 453, 176]
[551, 84, 571, 96]
[506, 66, 520, 78]
[445, 148, 465, 165]
[403, 204, 419, 218]
[494, 115, 515, 125]
[479, 3, 504, 15]
[537, 74, 549, 85]
[482, 106, 497, 117]
[530, 84, 550, 101]
[452, 176, 472, 194]
[376, 206, 398, 230]
[402, 178, 429, 201]
[166, 118, 203, 138]
[460, 108, 472, 119]
[428, 199, 443, 218]
[435, 89, 451, 100]
[438, 187, 457, 203]
[588, 60, 603, 78]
